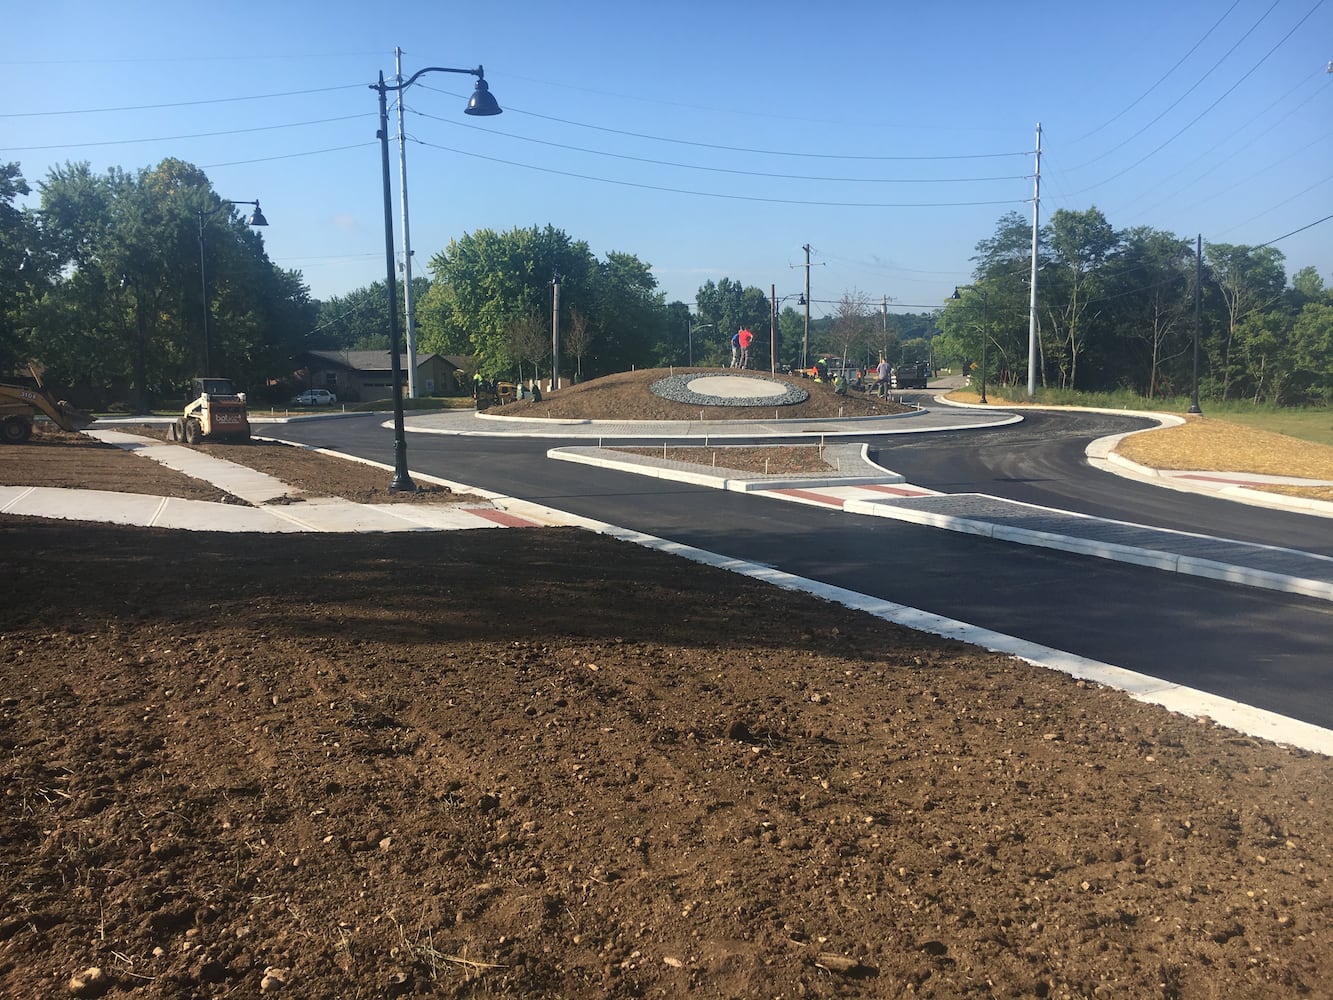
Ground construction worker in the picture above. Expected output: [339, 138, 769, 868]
[873, 356, 890, 398]
[737, 327, 754, 369]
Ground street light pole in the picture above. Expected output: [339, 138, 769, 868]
[371, 63, 500, 492]
[197, 198, 267, 376]
[551, 271, 562, 391]
[1189, 233, 1203, 414]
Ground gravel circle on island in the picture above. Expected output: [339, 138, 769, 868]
[649, 372, 810, 407]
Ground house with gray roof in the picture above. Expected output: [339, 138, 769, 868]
[294, 350, 471, 402]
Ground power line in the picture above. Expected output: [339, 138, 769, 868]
[418, 84, 1030, 162]
[1071, 0, 1327, 195]
[411, 137, 1029, 209]
[1069, 0, 1245, 145]
[1255, 212, 1333, 247]
[1118, 69, 1330, 220]
[414, 110, 1027, 185]
[1065, 0, 1284, 173]
[0, 84, 365, 118]
[0, 115, 368, 153]
[201, 143, 372, 169]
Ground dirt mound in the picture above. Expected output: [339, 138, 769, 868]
[486, 368, 913, 421]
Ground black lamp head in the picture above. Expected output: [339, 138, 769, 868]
[247, 202, 269, 227]
[466, 73, 502, 116]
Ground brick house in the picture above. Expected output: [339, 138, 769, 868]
[293, 350, 471, 402]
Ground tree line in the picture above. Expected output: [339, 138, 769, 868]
[2, 159, 313, 409]
[4, 158, 1328, 407]
[938, 208, 1331, 405]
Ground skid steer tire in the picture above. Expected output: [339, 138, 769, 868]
[184, 418, 202, 445]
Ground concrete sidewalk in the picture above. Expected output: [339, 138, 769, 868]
[1, 429, 574, 533]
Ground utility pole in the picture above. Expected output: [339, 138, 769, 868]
[1027, 122, 1041, 402]
[550, 271, 561, 390]
[395, 47, 419, 398]
[789, 244, 823, 370]
[770, 283, 777, 374]
[802, 244, 811, 370]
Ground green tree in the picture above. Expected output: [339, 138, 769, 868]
[1104, 227, 1194, 398]
[591, 250, 665, 372]
[969, 212, 1041, 388]
[31, 158, 311, 404]
[1204, 242, 1286, 400]
[1286, 302, 1333, 404]
[694, 278, 770, 368]
[1044, 206, 1118, 390]
[426, 225, 597, 377]
[1, 163, 45, 375]
[313, 284, 395, 350]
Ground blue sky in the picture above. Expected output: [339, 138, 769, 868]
[5, 1, 1330, 323]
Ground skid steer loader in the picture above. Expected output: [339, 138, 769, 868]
[166, 377, 250, 444]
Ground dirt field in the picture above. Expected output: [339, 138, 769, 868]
[3, 378, 1332, 999]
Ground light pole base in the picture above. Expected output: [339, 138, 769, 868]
[390, 441, 416, 493]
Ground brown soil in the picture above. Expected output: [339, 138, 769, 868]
[614, 445, 837, 476]
[487, 369, 914, 422]
[3, 384, 1332, 999]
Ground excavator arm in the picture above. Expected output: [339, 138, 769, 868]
[0, 367, 95, 443]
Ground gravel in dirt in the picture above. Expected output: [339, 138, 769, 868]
[3, 378, 1332, 999]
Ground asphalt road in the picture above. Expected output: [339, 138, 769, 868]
[272, 411, 1333, 732]
[864, 405, 1333, 557]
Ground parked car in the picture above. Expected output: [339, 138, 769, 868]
[291, 388, 337, 406]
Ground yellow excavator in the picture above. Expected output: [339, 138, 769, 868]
[0, 366, 96, 444]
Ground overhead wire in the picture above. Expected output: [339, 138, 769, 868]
[1256, 212, 1333, 246]
[201, 143, 373, 169]
[0, 84, 366, 118]
[413, 109, 1028, 185]
[417, 84, 1030, 162]
[1121, 68, 1330, 219]
[410, 137, 1029, 210]
[1217, 171, 1333, 235]
[0, 115, 369, 153]
[1070, 0, 1327, 195]
[1064, 0, 1280, 169]
[1068, 0, 1246, 145]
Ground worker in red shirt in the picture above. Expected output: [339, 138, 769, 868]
[737, 328, 754, 369]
